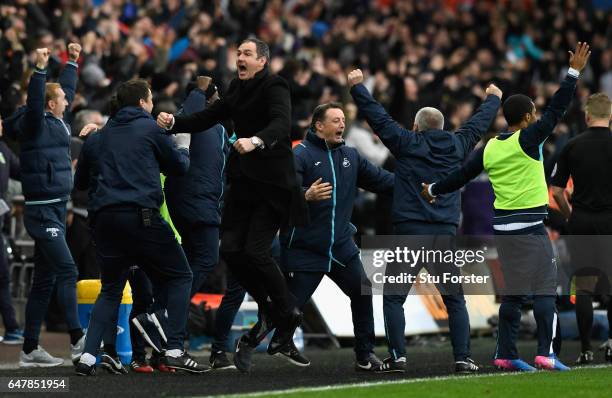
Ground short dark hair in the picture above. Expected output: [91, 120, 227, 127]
[503, 94, 534, 126]
[310, 102, 343, 130]
[116, 79, 151, 109]
[241, 38, 270, 63]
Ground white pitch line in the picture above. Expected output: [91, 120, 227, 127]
[202, 364, 612, 398]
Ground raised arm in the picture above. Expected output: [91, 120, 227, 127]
[455, 84, 502, 154]
[58, 43, 81, 109]
[348, 69, 414, 156]
[20, 48, 49, 137]
[520, 42, 590, 150]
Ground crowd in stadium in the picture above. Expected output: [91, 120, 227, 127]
[0, 0, 610, 377]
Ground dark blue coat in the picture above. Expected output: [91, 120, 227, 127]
[74, 130, 101, 210]
[350, 84, 501, 226]
[91, 106, 189, 212]
[280, 131, 394, 272]
[15, 62, 78, 203]
[165, 88, 229, 226]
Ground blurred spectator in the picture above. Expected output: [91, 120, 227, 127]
[0, 0, 609, 244]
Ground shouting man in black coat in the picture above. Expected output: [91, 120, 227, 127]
[157, 38, 306, 372]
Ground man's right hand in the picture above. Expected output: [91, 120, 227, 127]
[305, 178, 333, 201]
[35, 48, 50, 70]
[197, 76, 212, 91]
[568, 42, 591, 72]
[347, 69, 364, 87]
[79, 123, 99, 137]
[157, 112, 174, 129]
[485, 84, 503, 99]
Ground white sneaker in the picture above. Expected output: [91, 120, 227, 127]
[71, 335, 86, 364]
[19, 346, 64, 368]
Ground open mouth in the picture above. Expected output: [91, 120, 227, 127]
[237, 64, 247, 73]
[335, 130, 344, 138]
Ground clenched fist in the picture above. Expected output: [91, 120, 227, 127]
[347, 69, 364, 87]
[157, 112, 174, 129]
[35, 48, 50, 69]
[485, 84, 503, 99]
[68, 43, 82, 62]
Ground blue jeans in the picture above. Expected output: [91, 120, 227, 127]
[23, 201, 81, 341]
[383, 221, 471, 361]
[83, 208, 192, 355]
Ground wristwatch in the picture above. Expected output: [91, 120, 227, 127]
[251, 136, 264, 149]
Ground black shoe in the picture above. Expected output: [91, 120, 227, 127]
[356, 353, 383, 372]
[210, 351, 236, 370]
[132, 313, 164, 353]
[75, 362, 96, 376]
[161, 352, 210, 374]
[100, 353, 128, 374]
[575, 351, 594, 365]
[455, 358, 480, 374]
[233, 335, 256, 373]
[375, 357, 407, 373]
[249, 311, 275, 345]
[604, 344, 612, 363]
[267, 309, 303, 355]
[271, 341, 310, 367]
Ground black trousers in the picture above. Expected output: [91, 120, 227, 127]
[220, 179, 295, 324]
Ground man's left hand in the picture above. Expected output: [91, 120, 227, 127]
[234, 138, 256, 154]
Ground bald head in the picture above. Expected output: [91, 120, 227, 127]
[414, 107, 444, 131]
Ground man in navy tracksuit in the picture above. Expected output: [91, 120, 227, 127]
[276, 103, 394, 370]
[348, 69, 502, 373]
[75, 79, 207, 375]
[13, 45, 85, 368]
[165, 77, 228, 298]
[75, 120, 167, 374]
[164, 78, 233, 369]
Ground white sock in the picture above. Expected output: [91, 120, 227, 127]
[165, 349, 183, 358]
[80, 353, 96, 366]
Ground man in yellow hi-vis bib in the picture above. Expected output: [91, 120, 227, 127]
[422, 42, 591, 373]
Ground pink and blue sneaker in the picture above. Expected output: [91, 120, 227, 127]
[534, 355, 570, 371]
[493, 358, 537, 372]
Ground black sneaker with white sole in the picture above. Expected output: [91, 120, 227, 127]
[100, 353, 128, 374]
[210, 351, 236, 370]
[161, 352, 210, 374]
[233, 335, 256, 373]
[375, 356, 407, 373]
[455, 358, 480, 374]
[356, 353, 383, 372]
[603, 343, 612, 363]
[271, 341, 310, 367]
[575, 351, 594, 365]
[75, 362, 96, 376]
[267, 309, 303, 355]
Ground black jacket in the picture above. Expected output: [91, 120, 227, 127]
[91, 106, 189, 212]
[171, 68, 308, 226]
